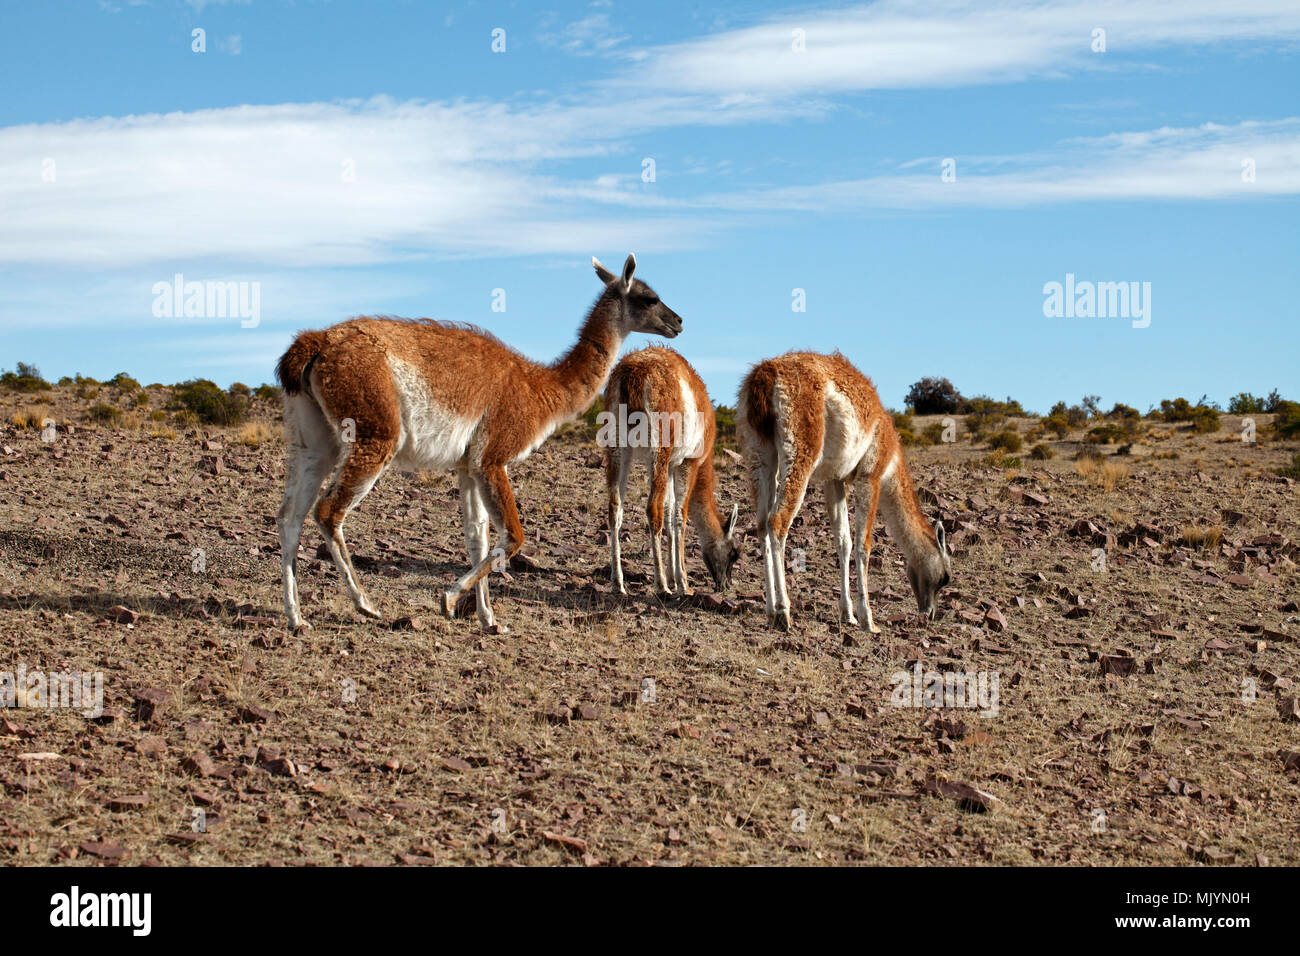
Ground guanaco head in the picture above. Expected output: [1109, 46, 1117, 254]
[906, 519, 952, 621]
[593, 254, 682, 339]
[701, 503, 741, 592]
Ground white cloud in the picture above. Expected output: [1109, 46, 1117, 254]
[0, 96, 769, 269]
[702, 119, 1300, 210]
[630, 0, 1300, 95]
[542, 12, 630, 57]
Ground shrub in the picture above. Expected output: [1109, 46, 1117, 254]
[149, 409, 167, 422]
[73, 374, 100, 400]
[987, 429, 1022, 453]
[1228, 393, 1267, 415]
[229, 382, 251, 397]
[1277, 454, 1300, 479]
[168, 379, 248, 426]
[920, 421, 949, 446]
[11, 406, 53, 430]
[965, 396, 1014, 434]
[1188, 406, 1221, 434]
[1, 362, 52, 393]
[254, 383, 282, 403]
[905, 377, 965, 415]
[1272, 400, 1300, 439]
[1107, 403, 1140, 422]
[237, 422, 276, 447]
[87, 402, 122, 424]
[1049, 400, 1089, 427]
[1029, 442, 1055, 460]
[1157, 397, 1220, 434]
[713, 404, 738, 447]
[1086, 423, 1128, 445]
[892, 410, 917, 446]
[132, 390, 150, 407]
[1043, 412, 1071, 438]
[108, 372, 140, 392]
[1178, 524, 1223, 551]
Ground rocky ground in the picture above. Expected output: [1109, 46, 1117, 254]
[1, 385, 1297, 866]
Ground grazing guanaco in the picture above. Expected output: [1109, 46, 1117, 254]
[736, 351, 951, 631]
[275, 254, 682, 632]
[601, 346, 739, 596]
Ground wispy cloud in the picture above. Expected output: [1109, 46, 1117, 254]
[629, 0, 1300, 95]
[541, 11, 631, 57]
[703, 120, 1300, 210]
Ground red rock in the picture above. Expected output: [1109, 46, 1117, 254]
[79, 841, 126, 860]
[542, 830, 588, 854]
[108, 605, 139, 624]
[181, 752, 217, 777]
[107, 793, 150, 811]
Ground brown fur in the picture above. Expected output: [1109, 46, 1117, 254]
[737, 351, 950, 631]
[276, 255, 683, 632]
[603, 347, 738, 594]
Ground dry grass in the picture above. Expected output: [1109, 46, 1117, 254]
[1075, 455, 1130, 491]
[237, 422, 277, 447]
[1178, 523, 1223, 551]
[11, 405, 53, 429]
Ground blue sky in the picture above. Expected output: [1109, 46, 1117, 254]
[1, 0, 1296, 413]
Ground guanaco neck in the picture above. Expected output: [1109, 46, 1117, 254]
[549, 293, 623, 419]
[687, 449, 726, 545]
[877, 452, 939, 563]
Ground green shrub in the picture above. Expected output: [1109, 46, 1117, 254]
[892, 410, 917, 446]
[905, 377, 965, 415]
[1228, 393, 1267, 414]
[87, 402, 122, 424]
[1, 362, 52, 393]
[108, 372, 140, 392]
[73, 374, 100, 399]
[920, 421, 949, 446]
[1188, 406, 1221, 434]
[229, 382, 251, 397]
[1272, 400, 1300, 439]
[1043, 412, 1071, 438]
[1157, 397, 1220, 434]
[713, 403, 737, 448]
[1086, 423, 1127, 444]
[1029, 442, 1055, 460]
[987, 429, 1022, 453]
[254, 383, 282, 403]
[1277, 454, 1300, 479]
[168, 378, 248, 426]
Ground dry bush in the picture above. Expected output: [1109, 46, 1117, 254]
[237, 422, 277, 447]
[11, 405, 53, 429]
[1077, 455, 1129, 491]
[1178, 524, 1223, 551]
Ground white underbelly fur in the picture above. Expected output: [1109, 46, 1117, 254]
[813, 384, 878, 483]
[388, 357, 480, 471]
[620, 375, 707, 467]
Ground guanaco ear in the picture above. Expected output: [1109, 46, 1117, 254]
[934, 519, 947, 555]
[725, 502, 739, 538]
[621, 253, 637, 293]
[592, 256, 616, 285]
